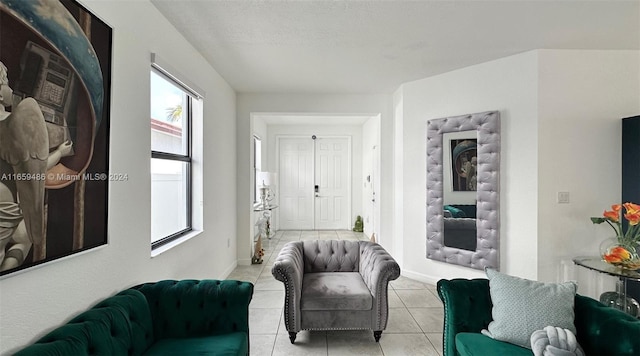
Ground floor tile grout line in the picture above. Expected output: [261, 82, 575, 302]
[270, 312, 283, 356]
[325, 332, 328, 356]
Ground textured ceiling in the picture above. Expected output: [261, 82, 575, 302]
[151, 0, 640, 94]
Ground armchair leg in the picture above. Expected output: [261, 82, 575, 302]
[373, 330, 382, 342]
[289, 332, 297, 344]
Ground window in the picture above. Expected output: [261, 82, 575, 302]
[150, 56, 203, 249]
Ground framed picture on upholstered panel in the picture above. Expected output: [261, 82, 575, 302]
[0, 0, 112, 277]
[445, 132, 478, 192]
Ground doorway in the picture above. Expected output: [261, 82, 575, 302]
[278, 136, 351, 230]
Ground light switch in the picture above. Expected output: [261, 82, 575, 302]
[557, 192, 570, 204]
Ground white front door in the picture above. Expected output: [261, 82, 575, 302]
[279, 137, 314, 229]
[314, 137, 350, 229]
[278, 136, 350, 230]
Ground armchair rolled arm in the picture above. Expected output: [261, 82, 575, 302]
[358, 242, 400, 330]
[359, 242, 400, 295]
[436, 278, 492, 356]
[574, 294, 640, 355]
[271, 241, 304, 332]
[133, 279, 253, 340]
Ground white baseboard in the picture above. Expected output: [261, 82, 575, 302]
[401, 269, 441, 286]
[236, 258, 252, 266]
[221, 261, 238, 279]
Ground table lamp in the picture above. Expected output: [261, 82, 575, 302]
[256, 171, 277, 208]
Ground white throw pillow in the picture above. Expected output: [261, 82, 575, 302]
[482, 268, 577, 349]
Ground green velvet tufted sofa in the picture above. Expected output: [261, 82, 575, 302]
[15, 279, 254, 356]
[437, 278, 640, 356]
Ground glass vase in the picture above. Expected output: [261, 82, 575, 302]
[599, 280, 640, 317]
[599, 237, 640, 270]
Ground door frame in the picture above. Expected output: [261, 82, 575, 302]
[276, 135, 352, 230]
[367, 144, 379, 239]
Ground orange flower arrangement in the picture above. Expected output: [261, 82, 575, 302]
[592, 203, 640, 269]
[603, 246, 632, 264]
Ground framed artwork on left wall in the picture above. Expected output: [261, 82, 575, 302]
[0, 0, 112, 277]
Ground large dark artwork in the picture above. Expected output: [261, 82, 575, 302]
[622, 116, 640, 302]
[0, 0, 111, 276]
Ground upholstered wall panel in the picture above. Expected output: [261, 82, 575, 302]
[426, 111, 500, 270]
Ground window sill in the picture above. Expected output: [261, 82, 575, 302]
[151, 229, 203, 257]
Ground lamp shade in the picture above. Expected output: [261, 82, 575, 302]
[256, 172, 277, 187]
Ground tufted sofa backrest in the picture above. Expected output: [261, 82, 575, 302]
[134, 279, 253, 340]
[302, 240, 360, 273]
[14, 289, 154, 356]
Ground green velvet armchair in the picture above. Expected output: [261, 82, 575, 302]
[437, 278, 640, 356]
[15, 280, 253, 356]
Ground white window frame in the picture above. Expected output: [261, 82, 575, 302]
[150, 53, 204, 253]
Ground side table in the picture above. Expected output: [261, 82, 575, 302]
[573, 256, 640, 317]
[252, 205, 278, 264]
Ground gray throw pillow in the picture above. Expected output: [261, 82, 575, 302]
[482, 268, 577, 349]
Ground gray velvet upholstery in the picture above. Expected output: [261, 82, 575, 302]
[301, 272, 372, 310]
[303, 240, 360, 272]
[272, 240, 400, 342]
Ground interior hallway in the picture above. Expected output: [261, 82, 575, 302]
[227, 230, 444, 356]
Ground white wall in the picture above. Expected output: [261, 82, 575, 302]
[398, 51, 540, 283]
[397, 49, 640, 290]
[0, 1, 238, 353]
[536, 50, 640, 295]
[237, 93, 394, 263]
[362, 116, 381, 238]
[392, 88, 405, 266]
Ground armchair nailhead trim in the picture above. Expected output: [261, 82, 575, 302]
[273, 270, 296, 332]
[303, 327, 369, 331]
[438, 284, 450, 356]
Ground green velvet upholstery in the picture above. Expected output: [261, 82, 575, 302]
[437, 279, 493, 356]
[134, 280, 252, 340]
[144, 332, 248, 356]
[438, 278, 640, 356]
[574, 293, 640, 355]
[15, 280, 253, 356]
[455, 333, 531, 356]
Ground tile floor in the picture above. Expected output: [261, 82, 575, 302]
[227, 230, 444, 356]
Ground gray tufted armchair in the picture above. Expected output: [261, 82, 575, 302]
[271, 240, 400, 344]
